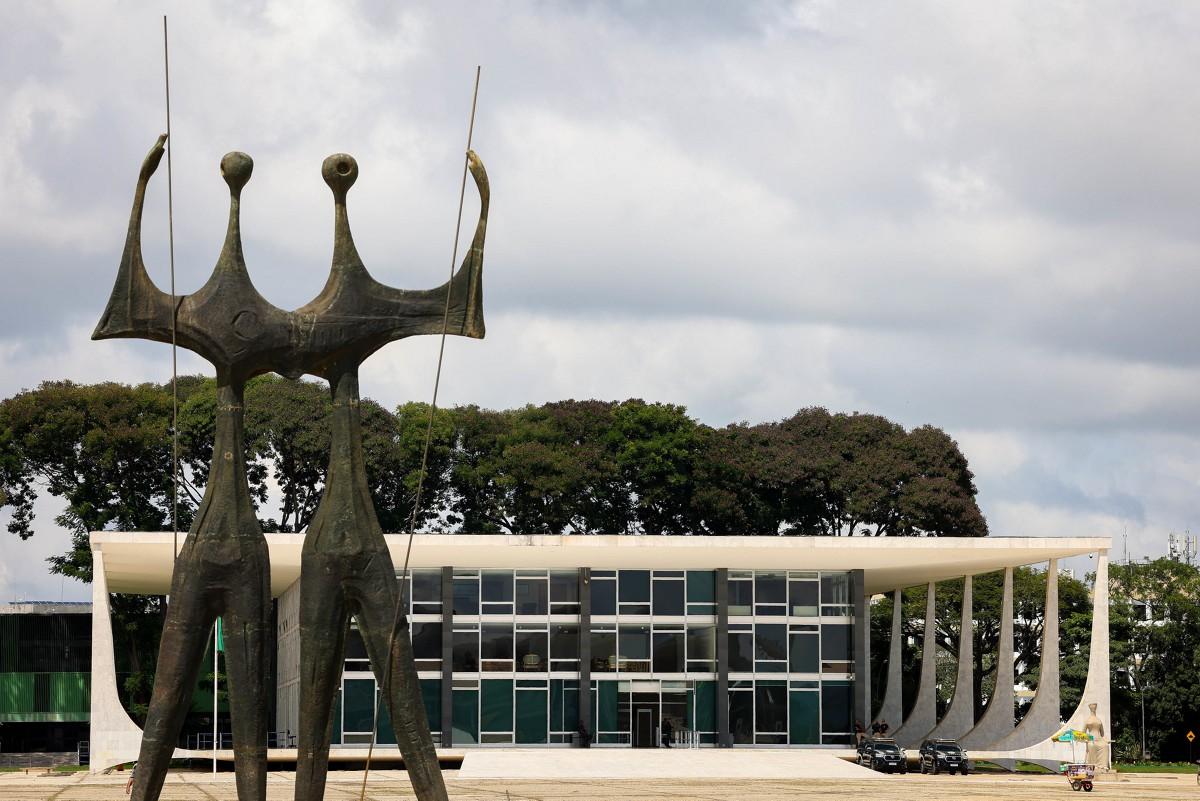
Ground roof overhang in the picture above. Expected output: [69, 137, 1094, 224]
[91, 532, 1109, 597]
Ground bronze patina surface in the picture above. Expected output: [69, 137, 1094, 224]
[93, 136, 487, 801]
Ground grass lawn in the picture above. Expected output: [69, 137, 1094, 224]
[1116, 762, 1198, 774]
[972, 760, 1055, 774]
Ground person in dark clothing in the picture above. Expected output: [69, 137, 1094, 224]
[577, 720, 592, 748]
[879, 719, 890, 735]
[871, 721, 881, 736]
[662, 718, 674, 748]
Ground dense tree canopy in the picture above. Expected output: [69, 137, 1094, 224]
[1109, 558, 1200, 762]
[0, 377, 988, 579]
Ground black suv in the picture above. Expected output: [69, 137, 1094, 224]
[856, 737, 907, 774]
[918, 739, 969, 775]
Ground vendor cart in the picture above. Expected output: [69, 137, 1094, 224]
[1065, 763, 1095, 792]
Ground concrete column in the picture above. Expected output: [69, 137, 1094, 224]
[1059, 550, 1111, 768]
[893, 582, 937, 747]
[960, 566, 1014, 749]
[874, 589, 903, 728]
[715, 568, 731, 748]
[578, 567, 592, 745]
[927, 575, 974, 740]
[88, 548, 151, 771]
[995, 559, 1059, 751]
[440, 565, 454, 746]
[850, 569, 870, 728]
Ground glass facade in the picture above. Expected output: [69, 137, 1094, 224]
[322, 568, 855, 748]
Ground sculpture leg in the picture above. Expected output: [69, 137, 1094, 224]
[295, 564, 349, 801]
[353, 556, 447, 801]
[221, 549, 271, 801]
[132, 564, 214, 801]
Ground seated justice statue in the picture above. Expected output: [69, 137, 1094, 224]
[93, 136, 488, 801]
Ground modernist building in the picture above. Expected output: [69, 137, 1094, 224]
[0, 601, 91, 756]
[87, 533, 1111, 771]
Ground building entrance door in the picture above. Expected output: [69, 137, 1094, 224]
[632, 692, 659, 748]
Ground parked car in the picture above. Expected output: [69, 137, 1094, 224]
[918, 739, 969, 775]
[857, 737, 907, 774]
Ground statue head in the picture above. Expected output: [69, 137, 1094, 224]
[1088, 702, 1097, 713]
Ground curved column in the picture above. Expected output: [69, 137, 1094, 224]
[88, 548, 148, 771]
[893, 582, 936, 747]
[927, 575, 974, 740]
[994, 559, 1059, 751]
[960, 566, 1014, 748]
[873, 589, 903, 728]
[1003, 550, 1111, 769]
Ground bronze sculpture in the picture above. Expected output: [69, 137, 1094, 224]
[94, 136, 488, 801]
[292, 153, 486, 801]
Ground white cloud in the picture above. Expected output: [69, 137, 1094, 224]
[3, 0, 1200, 597]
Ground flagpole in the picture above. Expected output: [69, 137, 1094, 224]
[213, 618, 219, 774]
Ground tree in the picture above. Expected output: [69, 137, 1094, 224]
[0, 380, 178, 580]
[1109, 558, 1200, 762]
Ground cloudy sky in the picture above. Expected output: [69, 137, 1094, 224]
[2, 0, 1198, 601]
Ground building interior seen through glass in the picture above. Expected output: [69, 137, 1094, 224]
[324, 568, 855, 747]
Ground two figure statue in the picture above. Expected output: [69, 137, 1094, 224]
[93, 135, 489, 801]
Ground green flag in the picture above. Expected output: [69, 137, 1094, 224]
[215, 617, 224, 652]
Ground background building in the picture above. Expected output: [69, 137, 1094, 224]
[0, 602, 91, 758]
[87, 533, 1110, 771]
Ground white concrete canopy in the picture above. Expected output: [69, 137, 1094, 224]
[91, 532, 1109, 597]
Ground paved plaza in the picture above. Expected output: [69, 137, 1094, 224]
[0, 770, 1196, 801]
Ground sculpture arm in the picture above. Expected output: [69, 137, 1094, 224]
[373, 149, 489, 340]
[92, 135, 177, 344]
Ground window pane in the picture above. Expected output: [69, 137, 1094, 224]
[598, 680, 620, 731]
[687, 624, 716, 663]
[755, 681, 787, 733]
[343, 678, 375, 732]
[754, 624, 787, 662]
[550, 570, 579, 602]
[452, 688, 479, 745]
[412, 569, 442, 613]
[515, 628, 548, 671]
[821, 624, 852, 662]
[619, 570, 651, 603]
[730, 690, 753, 744]
[652, 580, 685, 616]
[728, 631, 753, 672]
[481, 570, 514, 603]
[652, 631, 685, 673]
[789, 581, 819, 616]
[755, 572, 786, 604]
[789, 691, 819, 744]
[480, 622, 513, 664]
[821, 680, 852, 734]
[591, 629, 616, 672]
[592, 579, 616, 616]
[789, 633, 819, 673]
[345, 628, 368, 660]
[820, 573, 849, 606]
[694, 680, 717, 732]
[453, 577, 479, 615]
[411, 622, 442, 661]
[515, 689, 549, 744]
[516, 577, 549, 615]
[687, 571, 715, 603]
[729, 580, 753, 616]
[480, 679, 513, 732]
[452, 630, 478, 672]
[550, 625, 579, 660]
[618, 624, 651, 668]
[420, 679, 441, 735]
